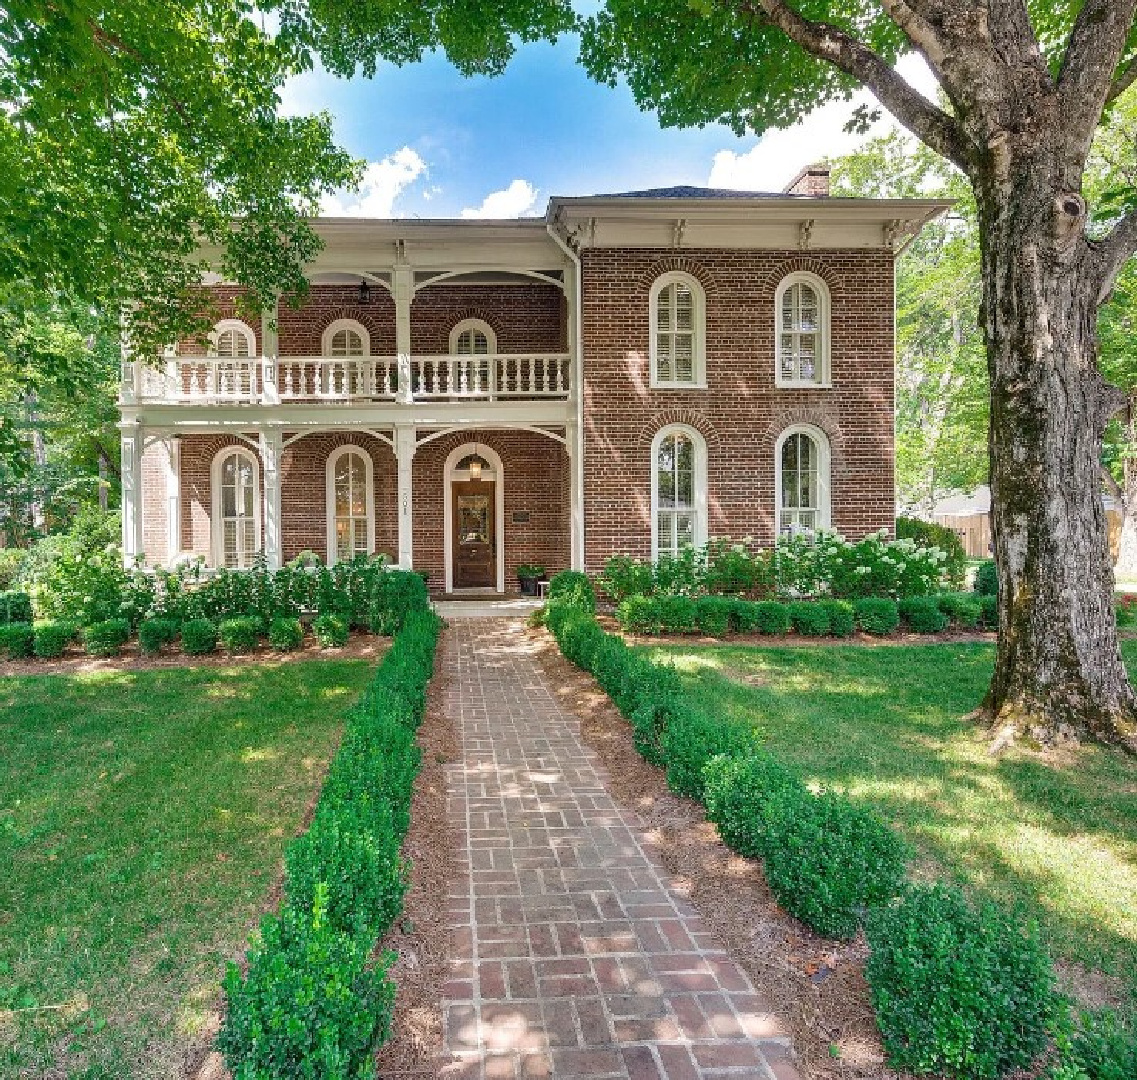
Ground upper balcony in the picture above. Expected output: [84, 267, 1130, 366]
[121, 352, 571, 407]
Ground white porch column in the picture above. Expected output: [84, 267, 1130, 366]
[165, 435, 181, 564]
[395, 425, 416, 569]
[260, 429, 283, 570]
[261, 298, 280, 405]
[394, 265, 414, 404]
[120, 421, 144, 567]
[567, 419, 585, 571]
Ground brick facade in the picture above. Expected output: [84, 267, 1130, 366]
[144, 220, 903, 589]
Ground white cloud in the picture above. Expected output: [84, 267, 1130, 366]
[320, 148, 429, 218]
[460, 179, 540, 219]
[707, 56, 939, 192]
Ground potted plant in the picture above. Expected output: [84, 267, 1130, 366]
[517, 564, 546, 596]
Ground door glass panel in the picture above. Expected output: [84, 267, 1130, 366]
[458, 495, 490, 544]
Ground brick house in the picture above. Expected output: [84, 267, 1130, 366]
[117, 169, 949, 593]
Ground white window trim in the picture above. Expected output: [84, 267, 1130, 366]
[648, 272, 707, 389]
[210, 446, 262, 568]
[322, 318, 370, 357]
[209, 319, 256, 358]
[326, 444, 375, 565]
[774, 271, 832, 388]
[443, 442, 505, 594]
[774, 424, 832, 536]
[449, 318, 497, 355]
[650, 424, 708, 561]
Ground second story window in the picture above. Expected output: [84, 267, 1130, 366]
[211, 320, 255, 358]
[650, 272, 706, 388]
[775, 272, 831, 387]
[323, 319, 369, 357]
[450, 318, 496, 356]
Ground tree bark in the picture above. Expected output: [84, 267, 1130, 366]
[1114, 401, 1137, 578]
[976, 151, 1137, 752]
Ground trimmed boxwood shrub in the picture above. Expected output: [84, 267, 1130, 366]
[865, 884, 1057, 1080]
[974, 558, 998, 596]
[938, 592, 983, 629]
[854, 597, 900, 636]
[788, 599, 830, 637]
[616, 594, 660, 635]
[181, 618, 218, 656]
[821, 599, 856, 637]
[138, 617, 180, 655]
[0, 590, 33, 624]
[762, 790, 910, 940]
[658, 594, 698, 634]
[0, 622, 34, 659]
[703, 752, 806, 859]
[695, 596, 733, 638]
[84, 618, 131, 657]
[219, 615, 262, 653]
[979, 594, 998, 629]
[33, 620, 77, 659]
[367, 569, 430, 634]
[660, 706, 759, 802]
[269, 616, 304, 652]
[546, 570, 596, 613]
[748, 600, 791, 635]
[899, 595, 949, 633]
[313, 614, 349, 647]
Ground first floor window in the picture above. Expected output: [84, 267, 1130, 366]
[327, 446, 374, 564]
[213, 448, 260, 568]
[652, 426, 707, 560]
[777, 427, 829, 535]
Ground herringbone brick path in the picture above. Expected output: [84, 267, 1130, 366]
[437, 619, 800, 1080]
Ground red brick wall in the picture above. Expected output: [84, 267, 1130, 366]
[277, 285, 397, 356]
[177, 286, 261, 356]
[412, 428, 570, 592]
[179, 435, 263, 560]
[579, 247, 895, 573]
[410, 283, 566, 354]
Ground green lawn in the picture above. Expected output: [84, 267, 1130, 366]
[0, 660, 374, 1080]
[647, 640, 1137, 1002]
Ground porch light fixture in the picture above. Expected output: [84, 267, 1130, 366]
[469, 442, 482, 479]
[358, 277, 371, 304]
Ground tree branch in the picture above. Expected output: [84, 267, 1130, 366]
[743, 0, 970, 169]
[1106, 53, 1137, 105]
[1094, 207, 1137, 302]
[1059, 0, 1137, 143]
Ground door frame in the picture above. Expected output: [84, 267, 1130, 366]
[443, 441, 505, 594]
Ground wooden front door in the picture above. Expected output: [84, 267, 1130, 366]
[453, 480, 496, 589]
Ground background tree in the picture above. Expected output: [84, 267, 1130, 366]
[286, 0, 1137, 748]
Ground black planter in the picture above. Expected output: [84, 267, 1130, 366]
[519, 576, 539, 596]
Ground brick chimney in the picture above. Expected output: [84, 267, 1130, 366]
[783, 162, 830, 197]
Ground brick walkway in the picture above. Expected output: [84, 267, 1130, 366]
[438, 619, 799, 1080]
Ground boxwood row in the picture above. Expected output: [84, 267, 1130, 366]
[217, 608, 441, 1078]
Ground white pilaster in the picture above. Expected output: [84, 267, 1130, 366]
[261, 299, 280, 405]
[567, 419, 585, 571]
[120, 422, 144, 567]
[165, 435, 181, 564]
[395, 425, 416, 569]
[394, 265, 414, 404]
[260, 428, 283, 570]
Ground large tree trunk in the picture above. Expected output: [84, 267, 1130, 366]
[977, 155, 1137, 752]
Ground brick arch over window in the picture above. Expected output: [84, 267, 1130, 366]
[316, 308, 386, 348]
[756, 257, 846, 296]
[763, 409, 846, 469]
[444, 308, 504, 345]
[636, 410, 722, 452]
[634, 257, 719, 299]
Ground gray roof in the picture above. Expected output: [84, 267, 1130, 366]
[594, 185, 795, 199]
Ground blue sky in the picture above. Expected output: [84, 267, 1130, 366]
[280, 34, 936, 219]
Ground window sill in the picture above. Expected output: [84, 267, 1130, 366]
[650, 381, 708, 391]
[776, 381, 833, 390]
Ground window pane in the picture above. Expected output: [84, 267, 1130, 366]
[676, 513, 694, 549]
[656, 511, 674, 556]
[674, 334, 694, 381]
[658, 466, 675, 507]
[656, 289, 672, 332]
[782, 434, 798, 472]
[222, 481, 237, 518]
[349, 455, 365, 515]
[674, 284, 693, 331]
[798, 284, 818, 331]
[781, 289, 795, 325]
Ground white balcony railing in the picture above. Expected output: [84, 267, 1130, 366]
[122, 353, 571, 406]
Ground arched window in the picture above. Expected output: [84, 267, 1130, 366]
[649, 272, 706, 388]
[211, 447, 260, 568]
[322, 319, 369, 357]
[776, 425, 831, 536]
[210, 320, 255, 358]
[651, 425, 708, 560]
[450, 318, 496, 356]
[775, 272, 831, 386]
[326, 446, 374, 565]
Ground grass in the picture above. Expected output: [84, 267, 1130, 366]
[0, 659, 374, 1080]
[648, 640, 1137, 1002]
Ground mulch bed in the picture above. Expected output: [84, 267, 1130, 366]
[0, 631, 388, 678]
[529, 625, 906, 1080]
